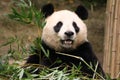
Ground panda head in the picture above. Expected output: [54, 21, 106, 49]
[41, 3, 88, 51]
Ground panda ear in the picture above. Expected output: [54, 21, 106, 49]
[75, 5, 88, 20]
[41, 3, 54, 18]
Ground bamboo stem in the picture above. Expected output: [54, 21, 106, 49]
[103, 0, 120, 78]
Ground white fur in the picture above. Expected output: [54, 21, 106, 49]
[42, 10, 88, 51]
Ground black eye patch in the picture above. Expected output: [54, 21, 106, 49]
[73, 22, 80, 33]
[54, 21, 63, 33]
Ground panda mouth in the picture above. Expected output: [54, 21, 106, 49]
[61, 39, 73, 47]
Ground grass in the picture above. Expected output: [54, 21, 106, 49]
[0, 0, 119, 80]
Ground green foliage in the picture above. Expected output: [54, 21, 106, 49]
[0, 51, 115, 80]
[81, 0, 107, 8]
[0, 0, 119, 80]
[33, 37, 49, 57]
[8, 0, 45, 29]
[0, 37, 17, 48]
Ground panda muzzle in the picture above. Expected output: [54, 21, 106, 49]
[61, 39, 73, 45]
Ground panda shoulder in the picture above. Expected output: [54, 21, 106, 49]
[77, 41, 94, 54]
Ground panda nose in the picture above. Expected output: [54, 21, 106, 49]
[65, 31, 74, 37]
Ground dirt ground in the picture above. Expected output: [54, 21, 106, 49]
[0, 0, 106, 65]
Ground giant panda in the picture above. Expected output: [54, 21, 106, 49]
[26, 3, 105, 78]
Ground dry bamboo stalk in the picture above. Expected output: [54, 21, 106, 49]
[108, 0, 115, 75]
[103, 0, 114, 74]
[115, 0, 120, 78]
[110, 0, 118, 77]
[110, 0, 120, 78]
[103, 0, 111, 73]
[103, 0, 120, 78]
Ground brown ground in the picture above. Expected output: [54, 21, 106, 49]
[0, 0, 106, 65]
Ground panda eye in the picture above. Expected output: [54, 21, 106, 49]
[54, 21, 63, 33]
[73, 22, 80, 33]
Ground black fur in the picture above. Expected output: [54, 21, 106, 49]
[41, 4, 88, 20]
[26, 41, 105, 78]
[73, 22, 80, 33]
[54, 21, 63, 33]
[75, 5, 88, 20]
[41, 3, 54, 18]
[26, 4, 105, 78]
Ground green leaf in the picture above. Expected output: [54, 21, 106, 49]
[18, 68, 24, 79]
[0, 37, 17, 48]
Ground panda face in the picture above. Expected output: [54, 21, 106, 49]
[53, 19, 79, 48]
[42, 10, 87, 51]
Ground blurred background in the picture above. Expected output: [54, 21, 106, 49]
[0, 0, 106, 65]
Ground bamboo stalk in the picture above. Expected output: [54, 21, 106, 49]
[103, 0, 120, 78]
[115, 0, 120, 78]
[110, 0, 118, 77]
[103, 0, 114, 74]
